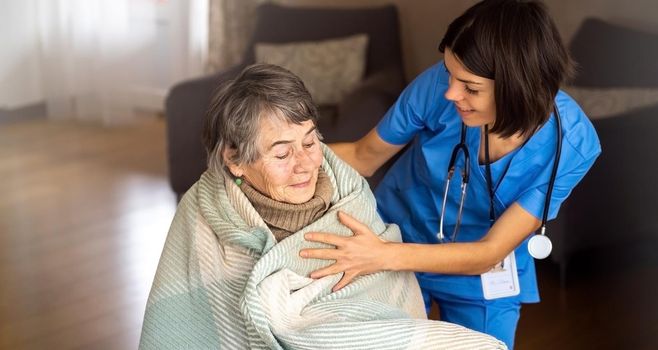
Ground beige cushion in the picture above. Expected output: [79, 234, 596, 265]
[255, 34, 368, 105]
[564, 86, 658, 119]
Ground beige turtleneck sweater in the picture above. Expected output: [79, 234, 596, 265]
[239, 170, 333, 242]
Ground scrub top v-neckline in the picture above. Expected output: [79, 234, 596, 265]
[465, 111, 559, 208]
[465, 126, 520, 209]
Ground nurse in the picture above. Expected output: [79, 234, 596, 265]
[300, 0, 601, 348]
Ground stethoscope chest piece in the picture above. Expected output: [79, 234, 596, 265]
[528, 234, 552, 260]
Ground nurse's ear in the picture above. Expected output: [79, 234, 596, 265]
[223, 147, 243, 178]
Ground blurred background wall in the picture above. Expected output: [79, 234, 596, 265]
[2, 0, 657, 120]
[277, 0, 658, 80]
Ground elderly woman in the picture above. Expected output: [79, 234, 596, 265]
[139, 64, 505, 349]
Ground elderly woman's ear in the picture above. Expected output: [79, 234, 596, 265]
[222, 148, 243, 178]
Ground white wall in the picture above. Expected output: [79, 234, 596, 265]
[0, 0, 44, 109]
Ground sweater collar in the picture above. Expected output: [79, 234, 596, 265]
[239, 169, 332, 241]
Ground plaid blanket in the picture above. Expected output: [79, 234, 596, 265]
[139, 145, 506, 349]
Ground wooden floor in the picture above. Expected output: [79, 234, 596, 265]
[1, 118, 656, 349]
[0, 118, 176, 350]
[517, 248, 658, 349]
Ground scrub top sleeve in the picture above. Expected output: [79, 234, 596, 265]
[376, 62, 447, 145]
[518, 97, 601, 221]
[518, 150, 600, 221]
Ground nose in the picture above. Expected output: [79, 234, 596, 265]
[444, 78, 463, 102]
[292, 148, 314, 173]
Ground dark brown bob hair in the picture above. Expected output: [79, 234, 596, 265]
[439, 0, 574, 138]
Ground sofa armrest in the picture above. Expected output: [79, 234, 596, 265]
[165, 63, 247, 200]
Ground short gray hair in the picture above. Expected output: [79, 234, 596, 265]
[203, 63, 320, 176]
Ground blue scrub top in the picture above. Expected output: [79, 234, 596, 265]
[375, 61, 601, 302]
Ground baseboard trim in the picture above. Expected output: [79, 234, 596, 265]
[129, 87, 167, 113]
[0, 102, 47, 124]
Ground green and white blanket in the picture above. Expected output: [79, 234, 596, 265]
[139, 145, 506, 349]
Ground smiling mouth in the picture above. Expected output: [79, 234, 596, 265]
[456, 105, 474, 113]
[291, 180, 311, 188]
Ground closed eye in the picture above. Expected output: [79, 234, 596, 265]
[275, 150, 290, 160]
[464, 86, 479, 95]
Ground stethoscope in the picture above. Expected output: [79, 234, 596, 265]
[437, 105, 562, 260]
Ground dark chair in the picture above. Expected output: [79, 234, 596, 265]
[547, 18, 658, 284]
[165, 3, 405, 201]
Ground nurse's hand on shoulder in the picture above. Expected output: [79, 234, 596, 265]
[300, 211, 388, 292]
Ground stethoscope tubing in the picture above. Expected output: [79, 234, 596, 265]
[437, 105, 562, 248]
[540, 106, 562, 235]
[438, 124, 470, 243]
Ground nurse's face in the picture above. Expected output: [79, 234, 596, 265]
[228, 116, 323, 204]
[443, 49, 496, 127]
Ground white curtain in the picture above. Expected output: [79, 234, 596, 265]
[36, 0, 208, 124]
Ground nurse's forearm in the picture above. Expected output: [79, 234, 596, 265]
[329, 142, 372, 175]
[381, 241, 504, 275]
[382, 204, 541, 275]
[329, 128, 404, 177]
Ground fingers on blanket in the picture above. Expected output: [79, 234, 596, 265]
[337, 211, 369, 235]
[333, 271, 359, 292]
[304, 232, 345, 246]
[300, 246, 338, 260]
[309, 263, 341, 279]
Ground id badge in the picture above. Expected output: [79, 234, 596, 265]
[481, 251, 520, 300]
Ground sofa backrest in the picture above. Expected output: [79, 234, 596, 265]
[242, 3, 404, 79]
[569, 18, 658, 88]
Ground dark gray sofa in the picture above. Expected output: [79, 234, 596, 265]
[547, 18, 658, 282]
[165, 3, 405, 201]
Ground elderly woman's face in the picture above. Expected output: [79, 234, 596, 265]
[236, 117, 323, 204]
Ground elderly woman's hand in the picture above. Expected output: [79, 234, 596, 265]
[300, 211, 389, 292]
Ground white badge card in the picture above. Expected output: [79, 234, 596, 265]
[481, 251, 521, 300]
